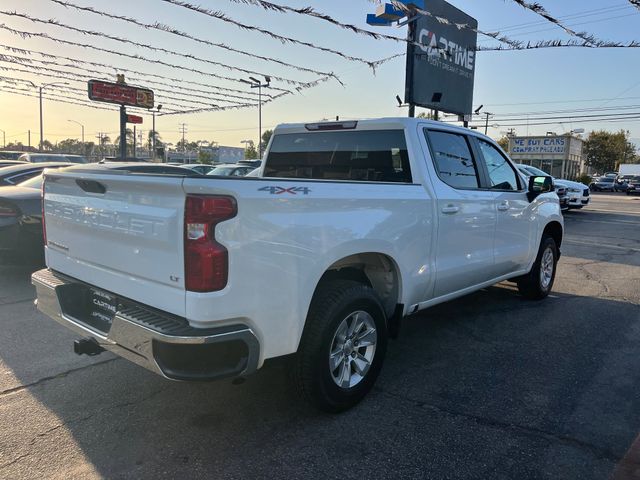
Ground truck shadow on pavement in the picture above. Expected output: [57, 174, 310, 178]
[1, 265, 640, 479]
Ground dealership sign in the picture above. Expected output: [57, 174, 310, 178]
[405, 0, 477, 116]
[88, 80, 154, 109]
[511, 137, 567, 155]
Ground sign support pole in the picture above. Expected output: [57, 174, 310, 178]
[119, 105, 127, 159]
[405, 18, 417, 118]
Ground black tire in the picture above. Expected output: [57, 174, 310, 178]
[292, 279, 388, 413]
[517, 236, 558, 300]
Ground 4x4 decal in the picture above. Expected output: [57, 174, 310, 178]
[258, 186, 311, 195]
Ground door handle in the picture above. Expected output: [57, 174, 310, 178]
[441, 205, 460, 214]
[497, 202, 510, 211]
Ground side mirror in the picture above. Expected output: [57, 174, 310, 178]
[527, 175, 553, 202]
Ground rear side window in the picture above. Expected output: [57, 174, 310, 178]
[425, 130, 479, 189]
[264, 130, 412, 183]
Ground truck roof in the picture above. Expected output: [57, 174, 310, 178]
[273, 117, 491, 141]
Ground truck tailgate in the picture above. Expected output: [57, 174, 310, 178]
[44, 170, 187, 317]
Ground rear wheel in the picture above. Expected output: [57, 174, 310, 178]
[292, 280, 388, 413]
[517, 236, 558, 300]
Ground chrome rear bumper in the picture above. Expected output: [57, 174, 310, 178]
[31, 268, 260, 381]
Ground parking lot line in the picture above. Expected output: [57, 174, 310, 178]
[565, 218, 640, 226]
[565, 239, 640, 253]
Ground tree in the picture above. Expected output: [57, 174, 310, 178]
[584, 130, 637, 173]
[417, 111, 437, 120]
[260, 129, 273, 154]
[198, 150, 213, 164]
[114, 129, 135, 157]
[496, 136, 509, 151]
[41, 140, 54, 151]
[244, 142, 258, 160]
[147, 130, 162, 151]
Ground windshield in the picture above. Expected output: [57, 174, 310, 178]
[523, 165, 549, 177]
[599, 177, 614, 183]
[208, 166, 236, 176]
[17, 174, 43, 189]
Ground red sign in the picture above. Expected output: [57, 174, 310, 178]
[88, 80, 154, 108]
[126, 114, 143, 124]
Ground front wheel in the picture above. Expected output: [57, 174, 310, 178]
[292, 280, 388, 413]
[517, 236, 558, 300]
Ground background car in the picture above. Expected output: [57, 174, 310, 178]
[0, 163, 200, 262]
[0, 162, 73, 187]
[207, 164, 255, 176]
[625, 176, 640, 195]
[18, 153, 89, 164]
[614, 175, 634, 192]
[0, 160, 28, 168]
[180, 164, 213, 175]
[516, 164, 583, 211]
[0, 151, 27, 161]
[590, 176, 616, 192]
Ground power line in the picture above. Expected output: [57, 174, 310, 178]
[0, 52, 262, 107]
[0, 44, 274, 101]
[0, 15, 323, 91]
[54, 0, 376, 70]
[39, 3, 342, 81]
[506, 0, 606, 46]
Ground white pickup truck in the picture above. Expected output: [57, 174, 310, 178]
[32, 118, 563, 412]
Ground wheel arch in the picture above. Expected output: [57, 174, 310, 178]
[315, 252, 403, 321]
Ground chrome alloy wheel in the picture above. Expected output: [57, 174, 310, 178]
[540, 246, 554, 289]
[329, 310, 378, 389]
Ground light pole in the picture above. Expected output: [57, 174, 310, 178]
[151, 104, 162, 160]
[27, 81, 69, 151]
[241, 76, 270, 158]
[67, 119, 84, 144]
[0, 129, 4, 148]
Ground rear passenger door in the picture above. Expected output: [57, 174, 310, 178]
[472, 138, 535, 276]
[423, 129, 498, 297]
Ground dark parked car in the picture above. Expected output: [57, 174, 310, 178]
[0, 162, 73, 187]
[0, 160, 28, 168]
[207, 164, 255, 177]
[0, 151, 27, 161]
[0, 174, 49, 259]
[590, 176, 616, 192]
[0, 163, 200, 261]
[17, 153, 89, 164]
[614, 175, 635, 192]
[625, 176, 640, 195]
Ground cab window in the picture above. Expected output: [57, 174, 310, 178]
[424, 130, 480, 189]
[477, 140, 521, 191]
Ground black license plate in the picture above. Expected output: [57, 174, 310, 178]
[89, 288, 118, 329]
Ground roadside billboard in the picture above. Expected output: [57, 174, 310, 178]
[405, 0, 477, 116]
[88, 80, 154, 109]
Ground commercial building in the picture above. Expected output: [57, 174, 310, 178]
[507, 134, 585, 180]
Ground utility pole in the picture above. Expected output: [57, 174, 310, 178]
[152, 105, 162, 160]
[483, 112, 493, 135]
[133, 125, 137, 158]
[0, 129, 5, 148]
[241, 76, 270, 158]
[28, 130, 31, 150]
[179, 123, 187, 151]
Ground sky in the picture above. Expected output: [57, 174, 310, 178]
[0, 0, 639, 150]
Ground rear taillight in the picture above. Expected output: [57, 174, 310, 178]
[41, 177, 47, 246]
[184, 195, 237, 292]
[0, 204, 17, 217]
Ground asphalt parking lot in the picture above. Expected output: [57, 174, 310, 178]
[1, 193, 639, 480]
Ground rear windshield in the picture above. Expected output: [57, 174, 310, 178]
[264, 130, 412, 183]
